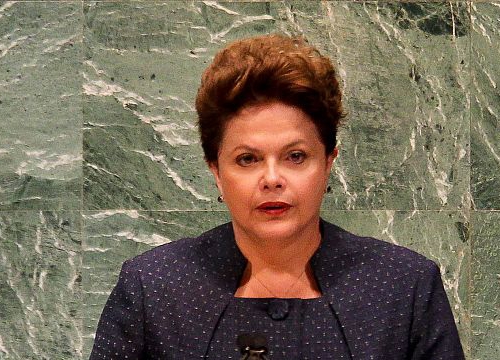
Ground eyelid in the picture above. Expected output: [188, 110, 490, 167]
[289, 150, 306, 156]
[287, 150, 306, 163]
[236, 153, 258, 166]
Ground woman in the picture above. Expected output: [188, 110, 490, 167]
[90, 34, 465, 359]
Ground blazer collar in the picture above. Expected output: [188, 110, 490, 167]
[186, 220, 373, 359]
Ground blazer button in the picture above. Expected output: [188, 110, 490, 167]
[267, 299, 290, 320]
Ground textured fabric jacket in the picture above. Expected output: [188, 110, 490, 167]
[90, 220, 465, 359]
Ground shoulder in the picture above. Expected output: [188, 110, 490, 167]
[117, 222, 245, 295]
[318, 220, 439, 284]
[123, 222, 235, 272]
[317, 220, 446, 320]
[318, 220, 463, 359]
[114, 222, 245, 304]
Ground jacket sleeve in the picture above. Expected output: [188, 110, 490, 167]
[89, 260, 145, 360]
[409, 261, 465, 360]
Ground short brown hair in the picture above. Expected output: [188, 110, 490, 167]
[196, 34, 345, 164]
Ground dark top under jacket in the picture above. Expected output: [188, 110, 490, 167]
[207, 297, 352, 359]
[90, 220, 465, 360]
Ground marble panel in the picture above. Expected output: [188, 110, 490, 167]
[83, 1, 470, 211]
[320, 1, 470, 210]
[0, 2, 82, 210]
[0, 211, 82, 359]
[82, 1, 278, 210]
[471, 1, 500, 209]
[320, 209, 471, 355]
[83, 100, 217, 210]
[81, 210, 230, 358]
[471, 211, 500, 360]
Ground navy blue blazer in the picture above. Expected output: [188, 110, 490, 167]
[90, 220, 465, 359]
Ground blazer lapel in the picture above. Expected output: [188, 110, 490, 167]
[176, 223, 246, 358]
[311, 220, 377, 360]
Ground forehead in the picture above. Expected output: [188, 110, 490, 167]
[221, 102, 321, 148]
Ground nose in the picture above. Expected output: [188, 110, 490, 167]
[259, 160, 285, 191]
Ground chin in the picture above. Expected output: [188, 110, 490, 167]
[249, 220, 309, 242]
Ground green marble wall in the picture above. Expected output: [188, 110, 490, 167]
[0, 1, 498, 359]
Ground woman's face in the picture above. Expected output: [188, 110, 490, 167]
[209, 101, 336, 244]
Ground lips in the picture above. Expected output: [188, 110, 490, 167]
[256, 202, 291, 215]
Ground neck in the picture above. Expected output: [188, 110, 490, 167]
[233, 220, 322, 298]
[233, 220, 321, 275]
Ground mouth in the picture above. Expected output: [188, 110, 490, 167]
[256, 202, 292, 215]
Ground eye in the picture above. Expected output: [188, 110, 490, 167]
[288, 151, 306, 164]
[236, 153, 258, 167]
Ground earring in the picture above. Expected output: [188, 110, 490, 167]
[217, 195, 224, 203]
[325, 185, 332, 194]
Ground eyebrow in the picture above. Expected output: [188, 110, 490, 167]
[230, 140, 307, 153]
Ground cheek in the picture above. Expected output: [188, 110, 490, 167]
[221, 174, 255, 201]
[294, 174, 326, 200]
[298, 167, 329, 188]
[224, 186, 255, 218]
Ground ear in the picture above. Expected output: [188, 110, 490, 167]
[207, 161, 223, 194]
[325, 147, 338, 174]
